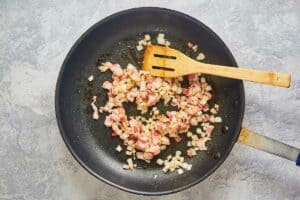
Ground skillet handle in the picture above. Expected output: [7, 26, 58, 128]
[237, 128, 300, 166]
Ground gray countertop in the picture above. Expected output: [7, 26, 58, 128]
[1, 1, 300, 199]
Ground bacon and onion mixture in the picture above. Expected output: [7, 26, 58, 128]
[90, 61, 222, 173]
[89, 34, 221, 173]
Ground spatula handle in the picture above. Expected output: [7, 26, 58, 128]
[237, 128, 300, 166]
[194, 63, 291, 88]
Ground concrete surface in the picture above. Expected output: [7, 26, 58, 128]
[1, 0, 300, 199]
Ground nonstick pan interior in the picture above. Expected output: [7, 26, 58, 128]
[55, 7, 245, 195]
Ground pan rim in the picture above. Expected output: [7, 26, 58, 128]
[55, 7, 245, 195]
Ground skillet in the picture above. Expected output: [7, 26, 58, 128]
[55, 7, 299, 195]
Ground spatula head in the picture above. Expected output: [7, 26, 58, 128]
[142, 45, 191, 77]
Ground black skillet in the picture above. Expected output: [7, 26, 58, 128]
[55, 7, 300, 195]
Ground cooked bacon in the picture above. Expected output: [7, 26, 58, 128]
[187, 42, 193, 48]
[104, 116, 113, 127]
[143, 152, 154, 160]
[110, 64, 123, 76]
[195, 137, 210, 150]
[96, 63, 221, 163]
[102, 81, 113, 90]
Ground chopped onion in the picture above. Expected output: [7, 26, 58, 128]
[115, 145, 122, 152]
[88, 75, 94, 82]
[196, 53, 205, 61]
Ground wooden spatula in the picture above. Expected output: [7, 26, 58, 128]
[142, 45, 291, 88]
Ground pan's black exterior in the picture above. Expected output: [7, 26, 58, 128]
[55, 7, 245, 195]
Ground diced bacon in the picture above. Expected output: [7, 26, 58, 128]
[128, 130, 139, 139]
[143, 152, 154, 160]
[102, 81, 113, 90]
[188, 74, 198, 83]
[131, 72, 140, 81]
[187, 42, 193, 48]
[175, 136, 182, 142]
[111, 131, 117, 136]
[188, 96, 198, 105]
[104, 116, 113, 127]
[182, 88, 189, 96]
[139, 80, 146, 91]
[202, 103, 209, 111]
[127, 63, 135, 70]
[159, 116, 170, 123]
[187, 149, 196, 157]
[202, 114, 210, 122]
[147, 83, 153, 90]
[139, 135, 148, 142]
[205, 126, 214, 137]
[112, 124, 122, 135]
[148, 95, 158, 106]
[171, 98, 178, 107]
[136, 140, 148, 151]
[110, 64, 123, 76]
[136, 152, 144, 160]
[154, 122, 166, 133]
[186, 106, 198, 115]
[110, 114, 120, 122]
[99, 106, 106, 113]
[127, 92, 135, 102]
[166, 111, 176, 119]
[190, 117, 198, 126]
[195, 137, 210, 150]
[145, 74, 154, 83]
[182, 87, 197, 96]
[204, 92, 212, 100]
[151, 135, 160, 145]
[153, 78, 162, 89]
[148, 145, 161, 155]
[161, 136, 170, 145]
[140, 91, 148, 100]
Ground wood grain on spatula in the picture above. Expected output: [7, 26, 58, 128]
[142, 45, 291, 88]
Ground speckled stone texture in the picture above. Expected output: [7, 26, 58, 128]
[0, 0, 300, 199]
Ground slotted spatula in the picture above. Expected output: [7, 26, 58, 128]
[142, 45, 291, 88]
